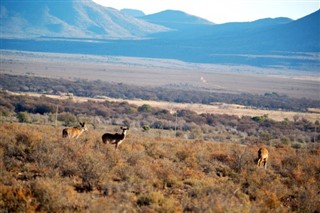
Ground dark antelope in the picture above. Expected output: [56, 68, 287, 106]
[102, 126, 129, 150]
[257, 147, 268, 169]
[62, 122, 88, 139]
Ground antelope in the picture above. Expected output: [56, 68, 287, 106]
[102, 126, 129, 150]
[62, 122, 88, 139]
[257, 147, 268, 169]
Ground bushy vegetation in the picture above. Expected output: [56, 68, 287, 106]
[0, 122, 319, 212]
[0, 90, 319, 212]
[1, 74, 319, 111]
[1, 91, 319, 146]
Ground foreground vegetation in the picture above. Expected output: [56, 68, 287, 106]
[1, 122, 319, 212]
[0, 90, 320, 212]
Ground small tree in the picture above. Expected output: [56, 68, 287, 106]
[57, 112, 77, 126]
[142, 125, 150, 132]
[138, 104, 153, 113]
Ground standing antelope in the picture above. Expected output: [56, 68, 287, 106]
[62, 122, 88, 139]
[102, 126, 129, 150]
[257, 147, 268, 169]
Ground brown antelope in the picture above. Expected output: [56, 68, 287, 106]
[62, 122, 88, 139]
[257, 147, 268, 169]
[102, 126, 129, 150]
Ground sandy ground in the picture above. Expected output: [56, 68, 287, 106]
[1, 50, 319, 99]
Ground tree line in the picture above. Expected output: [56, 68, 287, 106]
[1, 74, 319, 112]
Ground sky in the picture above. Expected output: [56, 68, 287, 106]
[93, 0, 320, 24]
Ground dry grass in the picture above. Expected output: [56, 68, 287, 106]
[1, 123, 320, 212]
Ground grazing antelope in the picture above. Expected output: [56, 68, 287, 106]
[102, 126, 129, 150]
[62, 122, 88, 139]
[257, 147, 268, 169]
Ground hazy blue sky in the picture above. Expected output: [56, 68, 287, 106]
[93, 0, 319, 23]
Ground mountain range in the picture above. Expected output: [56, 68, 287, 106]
[1, 0, 319, 68]
[0, 0, 168, 39]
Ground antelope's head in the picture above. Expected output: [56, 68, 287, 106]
[80, 122, 88, 131]
[121, 126, 129, 134]
[121, 126, 129, 131]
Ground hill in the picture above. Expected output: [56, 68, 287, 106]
[0, 0, 168, 39]
[120, 9, 145, 17]
[154, 10, 319, 53]
[138, 9, 320, 67]
[140, 10, 214, 30]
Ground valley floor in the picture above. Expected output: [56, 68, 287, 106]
[1, 50, 319, 99]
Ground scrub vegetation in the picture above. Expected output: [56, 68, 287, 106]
[1, 91, 320, 212]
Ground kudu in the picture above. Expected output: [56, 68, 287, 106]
[102, 126, 129, 150]
[257, 147, 268, 169]
[62, 122, 88, 139]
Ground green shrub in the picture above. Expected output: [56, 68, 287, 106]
[291, 142, 302, 149]
[16, 112, 31, 123]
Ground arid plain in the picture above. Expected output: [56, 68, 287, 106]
[1, 50, 319, 123]
[1, 50, 319, 99]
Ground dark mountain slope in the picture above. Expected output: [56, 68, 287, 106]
[268, 9, 320, 51]
[155, 9, 319, 54]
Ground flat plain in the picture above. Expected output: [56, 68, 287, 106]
[1, 50, 319, 99]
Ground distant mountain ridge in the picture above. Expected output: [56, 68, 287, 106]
[0, 0, 168, 39]
[152, 9, 319, 53]
[121, 9, 145, 17]
[0, 0, 319, 69]
[140, 10, 214, 30]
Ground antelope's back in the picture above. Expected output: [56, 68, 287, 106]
[258, 148, 268, 158]
[102, 133, 115, 143]
[64, 127, 82, 138]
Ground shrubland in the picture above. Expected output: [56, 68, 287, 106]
[0, 90, 320, 212]
[0, 91, 319, 147]
[1, 122, 319, 212]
